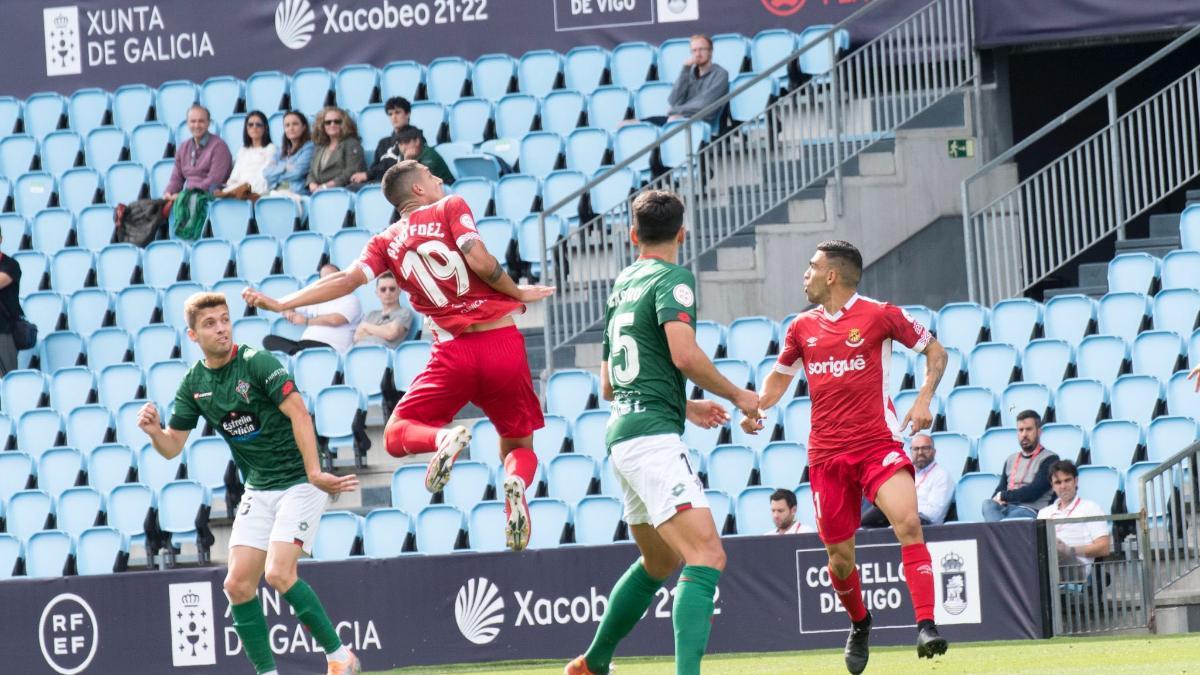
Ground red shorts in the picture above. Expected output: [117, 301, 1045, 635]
[807, 442, 914, 545]
[392, 325, 544, 439]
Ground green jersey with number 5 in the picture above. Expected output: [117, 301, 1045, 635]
[602, 257, 698, 448]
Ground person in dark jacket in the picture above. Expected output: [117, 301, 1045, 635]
[392, 126, 454, 186]
[983, 410, 1059, 520]
[0, 232, 21, 376]
[350, 96, 411, 189]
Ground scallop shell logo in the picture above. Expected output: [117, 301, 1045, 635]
[275, 0, 316, 50]
[455, 577, 505, 645]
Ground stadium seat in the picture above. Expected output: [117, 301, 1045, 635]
[136, 441, 183, 493]
[57, 486, 104, 540]
[542, 90, 586, 136]
[86, 444, 135, 496]
[783, 397, 812, 445]
[1036, 421, 1083, 460]
[254, 196, 300, 239]
[244, 70, 288, 113]
[0, 134, 37, 179]
[37, 447, 84, 500]
[929, 432, 972, 482]
[976, 427, 1017, 475]
[937, 302, 989, 354]
[528, 498, 570, 549]
[155, 81, 199, 130]
[449, 98, 492, 146]
[693, 320, 725, 360]
[301, 190, 351, 236]
[427, 57, 471, 106]
[542, 170, 586, 221]
[449, 177, 492, 218]
[381, 60, 424, 102]
[564, 46, 609, 96]
[49, 248, 92, 296]
[1075, 335, 1129, 388]
[158, 479, 213, 560]
[39, 331, 84, 373]
[1054, 378, 1107, 428]
[0, 533, 19, 579]
[1001, 383, 1052, 426]
[129, 122, 172, 168]
[76, 526, 127, 575]
[75, 204, 114, 251]
[83, 325, 130, 369]
[26, 530, 72, 578]
[198, 75, 242, 126]
[342, 344, 390, 408]
[104, 162, 147, 206]
[6, 489, 53, 542]
[726, 316, 777, 363]
[146, 359, 187, 413]
[472, 54, 518, 104]
[351, 184, 393, 233]
[705, 489, 733, 534]
[32, 208, 76, 257]
[1097, 292, 1150, 342]
[706, 445, 756, 495]
[547, 454, 598, 504]
[313, 386, 366, 462]
[362, 508, 412, 558]
[954, 473, 1000, 523]
[188, 239, 233, 287]
[141, 240, 187, 289]
[106, 482, 155, 557]
[493, 174, 539, 223]
[728, 73, 773, 124]
[1167, 370, 1200, 419]
[546, 369, 596, 420]
[0, 213, 27, 254]
[1132, 330, 1185, 382]
[409, 102, 446, 146]
[388, 339, 432, 395]
[439, 460, 491, 514]
[518, 131, 564, 180]
[68, 88, 111, 137]
[713, 33, 751, 76]
[205, 198, 252, 241]
[229, 315, 267, 348]
[86, 127, 128, 174]
[185, 437, 233, 507]
[415, 504, 465, 553]
[287, 68, 333, 119]
[517, 50, 563, 98]
[635, 81, 673, 120]
[293, 347, 341, 395]
[279, 232, 326, 281]
[1153, 288, 1200, 339]
[58, 169, 103, 219]
[391, 464, 433, 516]
[113, 285, 159, 334]
[759, 441, 806, 489]
[1146, 415, 1198, 463]
[568, 411, 610, 465]
[1043, 295, 1097, 348]
[610, 42, 655, 90]
[0, 95, 18, 135]
[1107, 252, 1160, 294]
[65, 405, 113, 458]
[235, 236, 281, 284]
[311, 511, 362, 562]
[1021, 339, 1073, 390]
[1075, 465, 1120, 515]
[2, 369, 48, 419]
[574, 495, 623, 545]
[1160, 250, 1200, 291]
[797, 25, 850, 84]
[967, 342, 1019, 393]
[13, 250, 49, 299]
[1110, 374, 1163, 426]
[98, 363, 144, 414]
[490, 95, 538, 143]
[534, 415, 570, 464]
[944, 386, 997, 438]
[41, 130, 83, 178]
[0, 450, 34, 505]
[467, 502, 507, 552]
[587, 87, 632, 132]
[751, 29, 799, 86]
[735, 486, 776, 535]
[24, 292, 65, 341]
[614, 123, 658, 179]
[23, 92, 67, 142]
[15, 172, 56, 220]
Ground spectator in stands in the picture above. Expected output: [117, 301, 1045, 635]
[264, 111, 314, 200]
[392, 126, 455, 186]
[1038, 460, 1110, 581]
[353, 272, 413, 349]
[0, 233, 21, 376]
[983, 410, 1059, 521]
[862, 433, 953, 527]
[648, 34, 729, 128]
[307, 106, 366, 193]
[262, 263, 362, 354]
[349, 96, 411, 190]
[766, 488, 815, 535]
[163, 104, 232, 200]
[215, 111, 275, 201]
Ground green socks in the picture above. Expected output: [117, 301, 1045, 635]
[231, 597, 275, 674]
[673, 565, 721, 675]
[282, 579, 343, 655]
[584, 560, 666, 674]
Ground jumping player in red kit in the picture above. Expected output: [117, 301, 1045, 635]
[741, 240, 950, 673]
[244, 160, 555, 551]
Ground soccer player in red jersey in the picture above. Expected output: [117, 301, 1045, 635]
[742, 240, 950, 673]
[244, 160, 555, 551]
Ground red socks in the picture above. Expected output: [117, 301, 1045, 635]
[384, 419, 440, 457]
[503, 447, 538, 489]
[901, 543, 935, 623]
[829, 566, 868, 623]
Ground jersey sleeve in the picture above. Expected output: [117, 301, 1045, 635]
[884, 304, 933, 353]
[774, 320, 804, 375]
[248, 349, 298, 406]
[167, 371, 201, 431]
[354, 231, 391, 283]
[653, 268, 697, 326]
[443, 195, 482, 252]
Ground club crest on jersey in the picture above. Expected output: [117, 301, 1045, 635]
[845, 328, 864, 348]
[235, 380, 251, 403]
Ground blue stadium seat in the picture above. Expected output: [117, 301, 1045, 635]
[476, 217, 515, 263]
[288, 68, 334, 119]
[954, 473, 1000, 523]
[707, 445, 756, 495]
[1074, 335, 1128, 388]
[783, 396, 812, 445]
[1108, 252, 1160, 294]
[1038, 424, 1086, 465]
[113, 285, 158, 334]
[694, 320, 725, 359]
[967, 342, 1018, 393]
[451, 177, 493, 217]
[129, 122, 171, 167]
[542, 90, 586, 136]
[13, 250, 48, 299]
[1054, 378, 1107, 428]
[634, 81, 673, 120]
[65, 405, 111, 459]
[281, 231, 327, 280]
[990, 298, 1043, 350]
[137, 443, 183, 493]
[533, 415, 570, 464]
[381, 60, 424, 102]
[86, 444, 135, 497]
[572, 410, 610, 462]
[1043, 295, 1097, 348]
[1124, 461, 1165, 515]
[161, 281, 205, 330]
[0, 451, 34, 506]
[409, 102, 446, 146]
[518, 131, 564, 180]
[24, 92, 67, 142]
[254, 196, 300, 239]
[471, 54, 517, 104]
[1075, 465, 1120, 515]
[0, 213, 26, 254]
[1110, 374, 1163, 426]
[937, 302, 989, 355]
[610, 42, 655, 90]
[0, 134, 37, 179]
[759, 441, 806, 489]
[491, 95, 538, 142]
[146, 359, 188, 413]
[1160, 250, 1200, 291]
[357, 105, 391, 163]
[75, 204, 114, 251]
[189, 239, 234, 287]
[517, 50, 563, 99]
[708, 358, 753, 401]
[104, 162, 147, 206]
[899, 305, 937, 334]
[614, 123, 659, 179]
[734, 486, 775, 535]
[706, 489, 733, 533]
[1021, 339, 1072, 390]
[1097, 292, 1151, 342]
[517, 214, 565, 280]
[393, 340, 432, 393]
[546, 369, 597, 420]
[659, 119, 707, 169]
[142, 240, 187, 289]
[427, 57, 471, 106]
[1146, 415, 1198, 463]
[439, 460, 491, 514]
[542, 170, 586, 220]
[7, 489, 53, 542]
[449, 98, 492, 145]
[343, 344, 390, 407]
[244, 71, 288, 113]
[415, 504, 465, 553]
[729, 73, 773, 124]
[1153, 288, 1200, 339]
[2, 369, 48, 419]
[354, 185, 394, 233]
[565, 46, 609, 96]
[106, 482, 154, 556]
[928, 432, 971, 482]
[231, 316, 269, 348]
[158, 478, 212, 558]
[31, 208, 75, 256]
[1182, 204, 1200, 251]
[493, 174, 538, 223]
[332, 64, 377, 114]
[235, 236, 281, 284]
[155, 80, 199, 129]
[15, 172, 56, 219]
[547, 454, 598, 504]
[469, 418, 502, 474]
[24, 292, 65, 342]
[220, 114, 247, 154]
[588, 165, 636, 217]
[797, 26, 850, 84]
[85, 327, 130, 371]
[199, 76, 242, 126]
[726, 316, 777, 363]
[944, 386, 997, 438]
[363, 508, 412, 558]
[895, 390, 944, 433]
[84, 127, 128, 175]
[1168, 370, 1200, 419]
[26, 530, 72, 578]
[207, 199, 252, 241]
[307, 188, 352, 235]
[976, 427, 1016, 475]
[528, 498, 570, 549]
[115, 399, 153, 448]
[57, 487, 103, 539]
[1132, 330, 1184, 382]
[712, 33, 751, 76]
[574, 495, 623, 545]
[38, 447, 84, 500]
[41, 131, 83, 178]
[60, 169, 103, 217]
[751, 29, 799, 86]
[39, 331, 84, 373]
[587, 87, 632, 132]
[98, 363, 144, 413]
[0, 96, 19, 135]
[313, 386, 366, 460]
[391, 464, 433, 516]
[184, 436, 233, 507]
[311, 511, 361, 562]
[467, 502, 506, 552]
[68, 88, 111, 137]
[293, 347, 341, 394]
[76, 526, 127, 575]
[1001, 383, 1052, 426]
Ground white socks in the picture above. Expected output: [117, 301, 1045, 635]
[326, 645, 350, 663]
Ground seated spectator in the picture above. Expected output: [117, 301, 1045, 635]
[1038, 460, 1110, 582]
[392, 126, 454, 186]
[263, 111, 314, 200]
[862, 433, 953, 527]
[983, 410, 1059, 521]
[215, 111, 275, 201]
[262, 263, 361, 354]
[308, 106, 366, 193]
[643, 34, 729, 128]
[766, 488, 815, 535]
[0, 233, 22, 376]
[354, 272, 412, 349]
[163, 105, 232, 200]
[349, 96, 411, 190]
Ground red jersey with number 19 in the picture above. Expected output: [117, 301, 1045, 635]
[775, 294, 932, 466]
[354, 195, 523, 340]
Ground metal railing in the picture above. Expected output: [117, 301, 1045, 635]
[1137, 441, 1200, 593]
[961, 25, 1200, 305]
[1045, 513, 1152, 636]
[538, 0, 978, 372]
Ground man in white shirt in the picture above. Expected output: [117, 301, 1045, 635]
[263, 264, 362, 354]
[765, 488, 816, 535]
[1037, 460, 1110, 581]
[861, 434, 953, 527]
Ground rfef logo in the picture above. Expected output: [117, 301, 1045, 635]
[39, 593, 98, 675]
[761, 0, 806, 17]
[455, 578, 505, 645]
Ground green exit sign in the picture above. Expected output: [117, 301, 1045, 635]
[948, 139, 975, 158]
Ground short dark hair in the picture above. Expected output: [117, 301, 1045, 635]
[1016, 409, 1043, 427]
[816, 240, 863, 286]
[770, 488, 797, 509]
[242, 110, 272, 149]
[280, 110, 310, 157]
[395, 125, 424, 148]
[1050, 460, 1078, 478]
[631, 190, 685, 244]
[385, 96, 412, 114]
[382, 159, 425, 207]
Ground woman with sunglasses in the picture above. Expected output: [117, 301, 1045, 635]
[264, 110, 315, 199]
[307, 106, 365, 193]
[216, 110, 276, 201]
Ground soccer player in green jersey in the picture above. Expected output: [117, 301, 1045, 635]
[565, 191, 760, 675]
[137, 292, 362, 675]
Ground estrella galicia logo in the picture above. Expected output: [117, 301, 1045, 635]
[221, 411, 262, 441]
[275, 0, 315, 49]
[455, 578, 505, 645]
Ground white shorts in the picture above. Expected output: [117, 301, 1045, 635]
[610, 433, 709, 528]
[228, 483, 330, 555]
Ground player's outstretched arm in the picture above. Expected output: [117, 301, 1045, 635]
[460, 239, 555, 303]
[904, 338, 948, 434]
[740, 369, 795, 435]
[243, 266, 369, 314]
[136, 402, 189, 459]
[278, 392, 360, 496]
[664, 321, 759, 417]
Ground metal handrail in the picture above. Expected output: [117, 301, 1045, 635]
[1137, 440, 1200, 593]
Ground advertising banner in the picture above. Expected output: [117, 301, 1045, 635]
[0, 520, 1044, 673]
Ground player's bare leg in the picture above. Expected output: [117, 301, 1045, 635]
[224, 546, 277, 674]
[383, 415, 471, 492]
[499, 437, 536, 551]
[826, 538, 872, 674]
[265, 541, 360, 674]
[874, 470, 947, 660]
